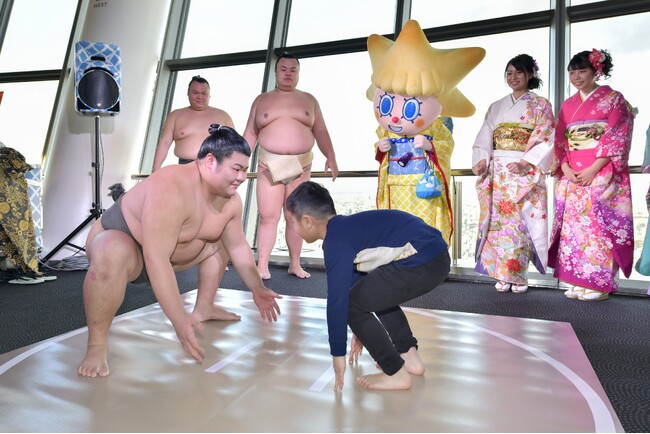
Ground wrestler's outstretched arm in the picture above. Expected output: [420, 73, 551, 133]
[220, 196, 282, 321]
[140, 180, 205, 362]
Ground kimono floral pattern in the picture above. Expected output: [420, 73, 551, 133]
[474, 93, 554, 284]
[549, 86, 634, 292]
[0, 147, 41, 276]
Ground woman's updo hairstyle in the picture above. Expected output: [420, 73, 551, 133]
[568, 48, 613, 80]
[506, 53, 542, 90]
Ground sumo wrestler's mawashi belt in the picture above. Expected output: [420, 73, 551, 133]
[258, 148, 314, 184]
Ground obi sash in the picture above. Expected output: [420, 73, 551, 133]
[387, 135, 432, 175]
[492, 123, 533, 151]
[565, 121, 607, 151]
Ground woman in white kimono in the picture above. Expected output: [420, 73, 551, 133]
[472, 54, 555, 293]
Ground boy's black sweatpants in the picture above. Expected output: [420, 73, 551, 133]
[347, 250, 451, 376]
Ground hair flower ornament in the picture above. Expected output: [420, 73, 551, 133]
[588, 48, 605, 79]
[532, 59, 540, 79]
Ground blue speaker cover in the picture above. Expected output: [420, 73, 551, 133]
[74, 41, 121, 114]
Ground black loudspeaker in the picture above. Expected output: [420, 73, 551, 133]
[74, 41, 121, 115]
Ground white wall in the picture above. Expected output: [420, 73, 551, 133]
[41, 0, 170, 260]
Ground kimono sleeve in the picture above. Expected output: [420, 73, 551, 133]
[595, 91, 634, 174]
[523, 97, 555, 173]
[554, 104, 569, 175]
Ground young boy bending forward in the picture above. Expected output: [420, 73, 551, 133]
[286, 181, 450, 391]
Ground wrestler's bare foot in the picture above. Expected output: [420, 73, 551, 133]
[401, 347, 425, 375]
[257, 267, 271, 280]
[78, 344, 109, 378]
[288, 265, 311, 279]
[193, 304, 241, 322]
[357, 367, 412, 390]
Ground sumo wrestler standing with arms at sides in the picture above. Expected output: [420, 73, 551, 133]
[244, 52, 339, 280]
[152, 76, 234, 171]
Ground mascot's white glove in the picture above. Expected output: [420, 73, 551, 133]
[353, 242, 418, 273]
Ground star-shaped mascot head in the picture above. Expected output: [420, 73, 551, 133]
[367, 20, 485, 118]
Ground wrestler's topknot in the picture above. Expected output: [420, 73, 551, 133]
[198, 124, 250, 162]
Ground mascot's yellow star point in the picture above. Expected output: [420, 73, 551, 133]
[368, 20, 485, 245]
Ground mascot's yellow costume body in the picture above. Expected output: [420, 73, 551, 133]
[368, 20, 485, 245]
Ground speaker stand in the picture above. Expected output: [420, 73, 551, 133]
[42, 115, 104, 263]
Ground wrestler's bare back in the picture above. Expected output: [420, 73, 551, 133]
[170, 107, 233, 160]
[253, 89, 317, 155]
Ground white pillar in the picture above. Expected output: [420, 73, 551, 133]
[41, 0, 171, 260]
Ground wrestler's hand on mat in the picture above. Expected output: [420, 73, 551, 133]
[348, 335, 364, 365]
[333, 356, 346, 392]
[252, 288, 282, 322]
[376, 138, 391, 153]
[175, 314, 205, 363]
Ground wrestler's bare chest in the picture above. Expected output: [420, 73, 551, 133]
[171, 216, 227, 266]
[255, 92, 314, 129]
[171, 196, 231, 262]
[174, 109, 217, 140]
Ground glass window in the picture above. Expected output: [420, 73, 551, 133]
[269, 177, 380, 261]
[569, 0, 605, 5]
[293, 53, 379, 172]
[570, 12, 650, 166]
[287, 0, 395, 46]
[0, 0, 77, 72]
[434, 28, 550, 170]
[0, 81, 59, 164]
[454, 176, 481, 268]
[181, 0, 274, 58]
[156, 64, 266, 169]
[411, 0, 549, 28]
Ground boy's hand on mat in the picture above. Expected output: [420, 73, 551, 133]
[333, 356, 346, 392]
[348, 335, 364, 365]
[175, 315, 205, 362]
[253, 288, 283, 322]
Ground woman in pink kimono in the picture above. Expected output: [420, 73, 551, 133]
[472, 54, 555, 293]
[548, 49, 635, 301]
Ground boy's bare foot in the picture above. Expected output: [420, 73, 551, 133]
[193, 305, 241, 322]
[357, 367, 412, 390]
[401, 347, 425, 375]
[288, 265, 311, 279]
[78, 344, 109, 378]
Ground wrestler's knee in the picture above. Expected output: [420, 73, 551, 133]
[258, 198, 284, 222]
[87, 232, 142, 275]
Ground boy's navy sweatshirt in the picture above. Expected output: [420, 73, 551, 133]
[322, 209, 447, 356]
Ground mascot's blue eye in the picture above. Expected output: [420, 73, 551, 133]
[402, 98, 422, 123]
[378, 93, 394, 117]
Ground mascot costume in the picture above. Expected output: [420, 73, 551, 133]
[368, 20, 485, 245]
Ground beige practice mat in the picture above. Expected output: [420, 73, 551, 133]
[0, 289, 623, 432]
